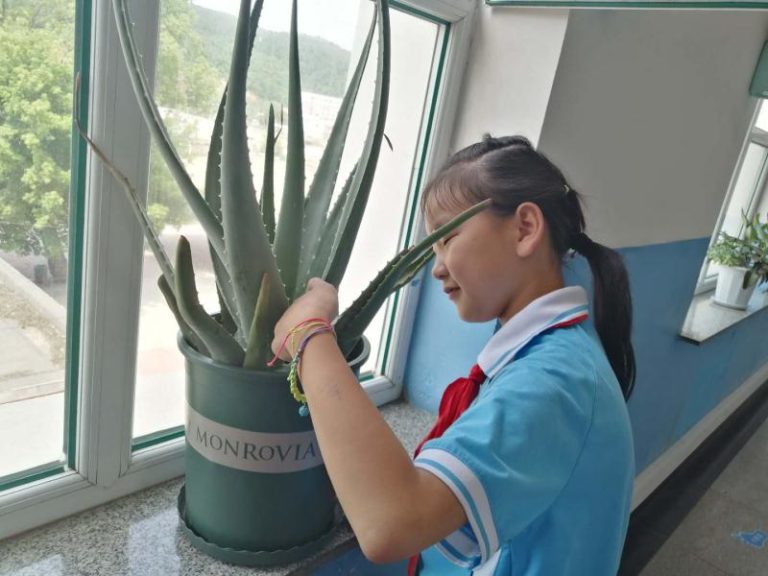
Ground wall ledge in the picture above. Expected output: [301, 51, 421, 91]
[680, 286, 768, 343]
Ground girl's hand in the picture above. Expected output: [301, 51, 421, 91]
[271, 278, 339, 361]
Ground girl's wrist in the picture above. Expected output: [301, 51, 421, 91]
[271, 318, 335, 361]
[287, 325, 328, 356]
[282, 321, 336, 417]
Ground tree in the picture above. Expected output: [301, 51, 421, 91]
[145, 0, 221, 231]
[0, 0, 222, 269]
[0, 0, 75, 278]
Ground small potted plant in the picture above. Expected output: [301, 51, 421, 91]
[79, 0, 488, 567]
[708, 212, 767, 310]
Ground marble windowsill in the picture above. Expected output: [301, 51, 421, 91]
[680, 285, 768, 343]
[0, 401, 435, 576]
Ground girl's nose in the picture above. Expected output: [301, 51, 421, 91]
[431, 255, 447, 280]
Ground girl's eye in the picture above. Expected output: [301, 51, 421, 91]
[442, 234, 455, 246]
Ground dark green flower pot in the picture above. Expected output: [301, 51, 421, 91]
[178, 334, 370, 566]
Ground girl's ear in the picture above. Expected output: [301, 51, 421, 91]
[512, 202, 547, 258]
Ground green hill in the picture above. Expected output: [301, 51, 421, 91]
[192, 5, 351, 105]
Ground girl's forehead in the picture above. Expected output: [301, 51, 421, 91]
[424, 188, 472, 220]
[424, 196, 471, 231]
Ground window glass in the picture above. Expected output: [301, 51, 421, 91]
[755, 181, 768, 218]
[703, 142, 767, 281]
[756, 100, 768, 132]
[720, 143, 766, 236]
[698, 97, 768, 289]
[0, 0, 76, 479]
[133, 0, 440, 441]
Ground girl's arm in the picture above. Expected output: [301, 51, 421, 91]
[272, 280, 467, 563]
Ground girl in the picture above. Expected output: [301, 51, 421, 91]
[271, 135, 636, 575]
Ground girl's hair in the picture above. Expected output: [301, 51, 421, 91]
[422, 134, 636, 400]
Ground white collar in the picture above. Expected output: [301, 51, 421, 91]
[478, 286, 589, 378]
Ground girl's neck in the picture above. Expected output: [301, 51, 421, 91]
[499, 270, 565, 325]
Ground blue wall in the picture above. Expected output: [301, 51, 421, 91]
[404, 238, 768, 473]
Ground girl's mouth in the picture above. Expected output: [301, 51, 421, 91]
[444, 287, 459, 299]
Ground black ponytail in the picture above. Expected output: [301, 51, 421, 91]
[422, 134, 636, 400]
[570, 233, 636, 399]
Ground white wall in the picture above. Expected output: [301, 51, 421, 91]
[450, 6, 570, 150]
[537, 9, 768, 248]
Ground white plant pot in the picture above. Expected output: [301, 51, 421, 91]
[713, 266, 757, 310]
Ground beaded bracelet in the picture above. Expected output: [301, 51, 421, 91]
[267, 318, 336, 416]
[288, 325, 335, 417]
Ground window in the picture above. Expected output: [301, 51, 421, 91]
[695, 100, 768, 294]
[0, 0, 84, 488]
[132, 0, 461, 443]
[0, 0, 476, 541]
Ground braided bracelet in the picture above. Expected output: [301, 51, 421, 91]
[288, 325, 335, 417]
[267, 318, 332, 367]
[267, 318, 336, 416]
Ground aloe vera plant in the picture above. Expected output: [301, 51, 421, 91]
[84, 0, 489, 369]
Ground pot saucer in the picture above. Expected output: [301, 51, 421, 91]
[177, 484, 345, 567]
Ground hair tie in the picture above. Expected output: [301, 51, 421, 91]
[563, 183, 571, 194]
[571, 232, 594, 255]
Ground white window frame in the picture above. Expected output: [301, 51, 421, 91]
[695, 100, 768, 295]
[0, 0, 476, 541]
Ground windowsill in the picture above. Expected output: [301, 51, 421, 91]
[0, 401, 435, 576]
[680, 285, 768, 343]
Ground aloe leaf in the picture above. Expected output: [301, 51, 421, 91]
[307, 162, 358, 284]
[175, 236, 244, 365]
[322, 0, 391, 287]
[335, 199, 491, 353]
[261, 104, 277, 244]
[220, 0, 287, 332]
[296, 12, 377, 292]
[243, 274, 276, 369]
[112, 0, 224, 259]
[205, 96, 242, 336]
[274, 0, 305, 300]
[157, 274, 209, 356]
[392, 250, 434, 291]
[205, 92, 226, 224]
[216, 285, 238, 336]
[76, 121, 175, 288]
[204, 0, 265, 223]
[204, 0, 266, 339]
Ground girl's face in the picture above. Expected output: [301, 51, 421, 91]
[426, 197, 524, 324]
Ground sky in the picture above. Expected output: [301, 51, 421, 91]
[191, 0, 361, 51]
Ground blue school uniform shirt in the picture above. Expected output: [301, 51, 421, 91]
[413, 286, 635, 576]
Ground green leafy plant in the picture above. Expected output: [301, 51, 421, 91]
[80, 0, 489, 368]
[748, 213, 768, 286]
[707, 211, 768, 289]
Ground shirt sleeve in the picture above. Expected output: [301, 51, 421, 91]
[414, 359, 596, 565]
